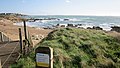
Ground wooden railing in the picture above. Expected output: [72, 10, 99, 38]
[0, 32, 11, 42]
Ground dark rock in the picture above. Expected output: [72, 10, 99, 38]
[56, 24, 67, 27]
[61, 25, 66, 27]
[87, 27, 93, 29]
[67, 24, 74, 27]
[64, 19, 69, 21]
[93, 26, 103, 30]
[75, 25, 78, 27]
[56, 24, 60, 26]
[78, 24, 82, 26]
[111, 26, 120, 32]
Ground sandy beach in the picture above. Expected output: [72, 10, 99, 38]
[0, 18, 52, 46]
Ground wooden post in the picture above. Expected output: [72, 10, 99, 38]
[23, 21, 27, 40]
[23, 21, 27, 55]
[27, 31, 30, 47]
[19, 28, 23, 54]
[0, 32, 1, 42]
[0, 59, 2, 68]
[1, 32, 3, 42]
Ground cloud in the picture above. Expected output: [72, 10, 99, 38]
[66, 0, 71, 3]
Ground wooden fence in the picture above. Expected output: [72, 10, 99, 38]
[0, 21, 33, 68]
[0, 32, 11, 42]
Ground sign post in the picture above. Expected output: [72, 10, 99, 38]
[35, 47, 53, 68]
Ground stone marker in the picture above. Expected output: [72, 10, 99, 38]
[35, 47, 53, 68]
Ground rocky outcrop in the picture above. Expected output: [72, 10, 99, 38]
[67, 24, 74, 27]
[87, 26, 103, 30]
[92, 26, 103, 30]
[56, 24, 67, 28]
[87, 27, 93, 29]
[64, 19, 69, 21]
[111, 26, 120, 32]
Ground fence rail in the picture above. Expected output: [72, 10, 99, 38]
[0, 32, 11, 42]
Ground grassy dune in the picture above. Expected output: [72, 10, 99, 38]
[40, 28, 120, 68]
[12, 28, 120, 68]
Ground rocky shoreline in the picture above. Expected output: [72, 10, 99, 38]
[25, 17, 120, 32]
[56, 23, 120, 32]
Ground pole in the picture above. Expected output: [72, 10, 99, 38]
[19, 28, 23, 54]
[23, 21, 27, 40]
[23, 21, 27, 55]
[1, 32, 3, 42]
[0, 59, 2, 68]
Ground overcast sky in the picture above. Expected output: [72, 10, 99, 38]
[0, 0, 120, 16]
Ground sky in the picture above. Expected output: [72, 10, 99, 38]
[0, 0, 120, 16]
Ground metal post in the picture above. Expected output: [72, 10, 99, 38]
[19, 28, 23, 54]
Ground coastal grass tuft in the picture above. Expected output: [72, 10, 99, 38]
[12, 28, 120, 68]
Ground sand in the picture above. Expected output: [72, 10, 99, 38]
[0, 19, 52, 46]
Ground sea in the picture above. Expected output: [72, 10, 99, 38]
[14, 15, 120, 31]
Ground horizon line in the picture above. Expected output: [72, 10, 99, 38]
[1, 12, 120, 17]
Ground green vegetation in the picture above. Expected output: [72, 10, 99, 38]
[12, 28, 120, 68]
[10, 52, 35, 68]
